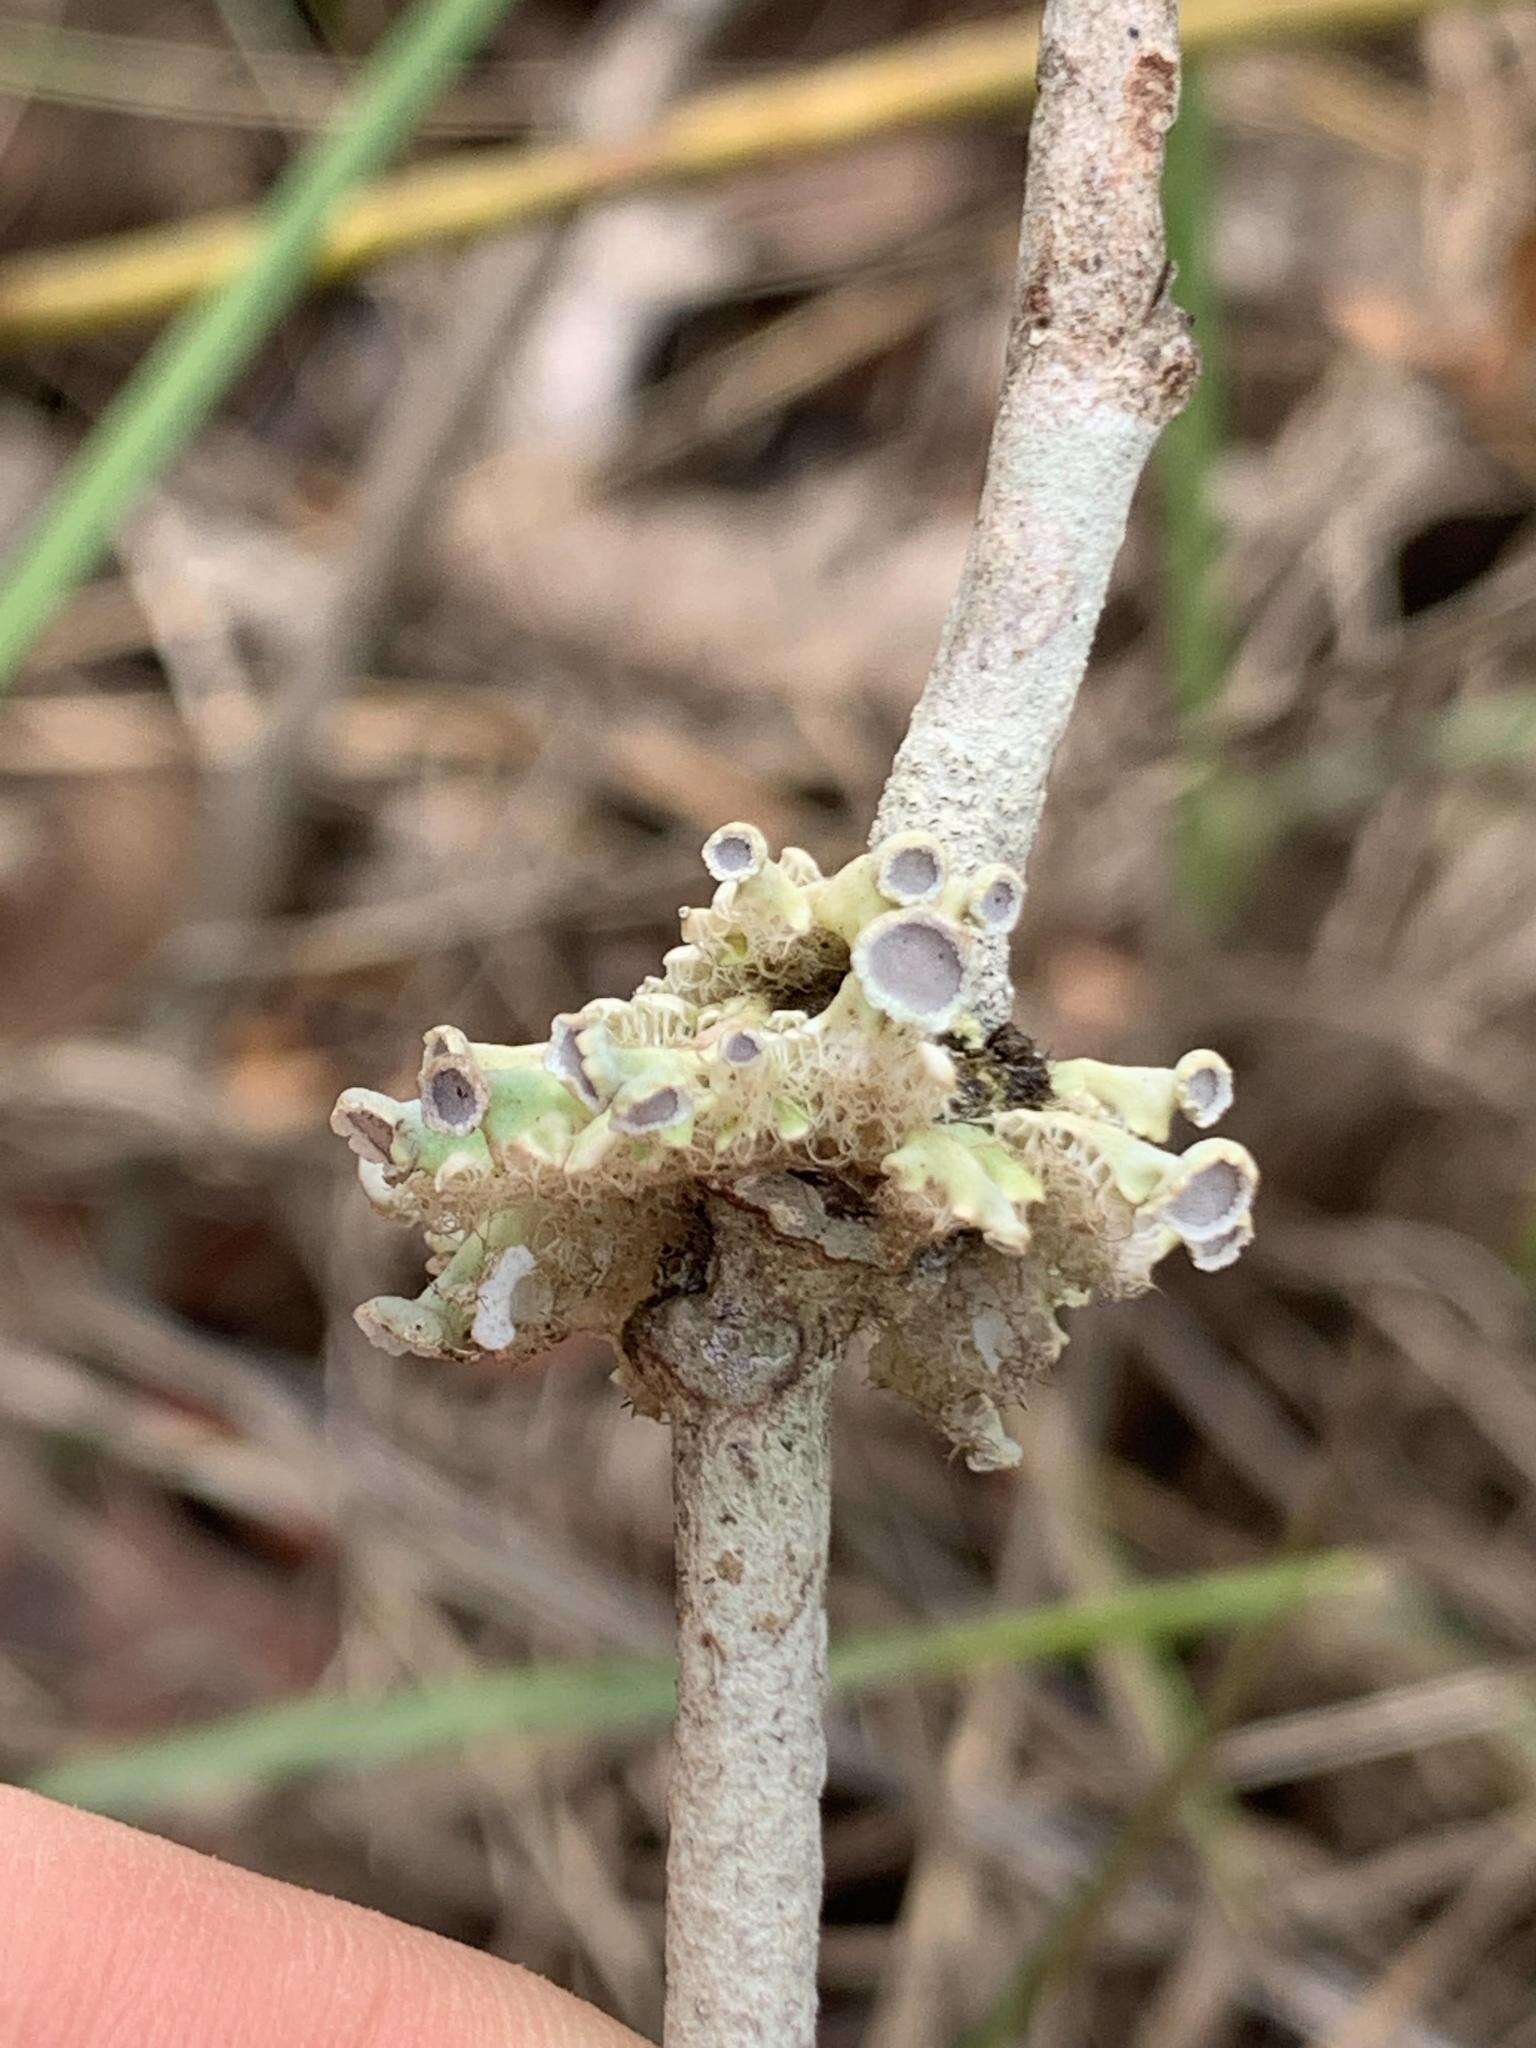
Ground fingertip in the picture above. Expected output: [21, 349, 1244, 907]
[0, 1786, 648, 2048]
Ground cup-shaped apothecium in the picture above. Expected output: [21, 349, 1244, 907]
[332, 827, 1258, 1471]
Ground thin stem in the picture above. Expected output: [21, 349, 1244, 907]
[622, 1199, 855, 2047]
[658, 8, 1200, 2037]
[665, 1355, 836, 2048]
[872, 0, 1197, 1023]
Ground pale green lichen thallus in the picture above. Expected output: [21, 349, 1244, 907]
[332, 827, 1257, 1471]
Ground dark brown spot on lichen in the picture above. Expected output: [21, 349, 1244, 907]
[990, 1024, 1053, 1107]
[1006, 219, 1056, 375]
[770, 948, 852, 1020]
[942, 1023, 1052, 1120]
[1126, 50, 1177, 151]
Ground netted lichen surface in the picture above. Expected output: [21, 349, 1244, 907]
[334, 828, 1257, 1469]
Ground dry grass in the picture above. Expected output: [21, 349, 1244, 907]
[4, 2, 1536, 2043]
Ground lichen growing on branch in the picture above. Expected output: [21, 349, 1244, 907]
[333, 824, 1256, 1470]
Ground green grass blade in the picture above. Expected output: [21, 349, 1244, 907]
[827, 1551, 1370, 1691]
[0, 0, 514, 694]
[36, 1658, 680, 1818]
[30, 1551, 1376, 1818]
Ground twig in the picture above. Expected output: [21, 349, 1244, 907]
[652, 2, 1195, 2035]
[0, 0, 1494, 350]
[665, 1372, 835, 2043]
[625, 1205, 859, 2047]
[874, 0, 1195, 1023]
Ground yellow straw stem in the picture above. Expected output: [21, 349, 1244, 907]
[0, 0, 1484, 348]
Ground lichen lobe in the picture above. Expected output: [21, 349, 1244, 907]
[332, 827, 1257, 1469]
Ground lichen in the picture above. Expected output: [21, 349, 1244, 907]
[333, 825, 1258, 1469]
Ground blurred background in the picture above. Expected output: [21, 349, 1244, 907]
[4, 0, 1536, 2042]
